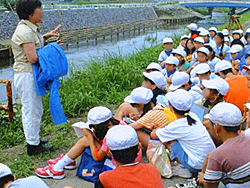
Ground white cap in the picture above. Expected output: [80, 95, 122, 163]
[163, 37, 173, 44]
[164, 56, 179, 66]
[246, 28, 250, 33]
[245, 103, 250, 111]
[204, 103, 242, 127]
[166, 89, 194, 111]
[215, 60, 232, 73]
[181, 35, 189, 40]
[209, 27, 217, 33]
[197, 47, 210, 56]
[197, 27, 205, 33]
[222, 29, 229, 36]
[199, 29, 210, 36]
[195, 63, 210, 74]
[143, 71, 167, 90]
[187, 23, 198, 31]
[169, 72, 190, 91]
[0, 163, 12, 178]
[194, 37, 205, 44]
[238, 29, 244, 35]
[232, 30, 241, 34]
[146, 62, 162, 72]
[172, 48, 187, 58]
[229, 44, 243, 54]
[202, 77, 229, 95]
[124, 87, 153, 104]
[87, 106, 112, 125]
[106, 125, 138, 150]
[224, 36, 230, 42]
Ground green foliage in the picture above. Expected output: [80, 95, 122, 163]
[0, 0, 16, 10]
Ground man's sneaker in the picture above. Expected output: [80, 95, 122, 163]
[27, 143, 52, 156]
[35, 165, 65, 180]
[172, 164, 192, 179]
[47, 154, 76, 170]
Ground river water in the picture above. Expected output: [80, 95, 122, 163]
[0, 12, 229, 102]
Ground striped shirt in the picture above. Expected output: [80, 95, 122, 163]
[204, 136, 250, 187]
[136, 104, 176, 130]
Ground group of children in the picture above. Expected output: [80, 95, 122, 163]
[2, 23, 250, 188]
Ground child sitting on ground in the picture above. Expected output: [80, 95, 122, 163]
[151, 89, 215, 178]
[162, 56, 179, 84]
[204, 44, 220, 72]
[95, 125, 164, 188]
[114, 87, 153, 122]
[171, 48, 191, 71]
[145, 62, 163, 73]
[35, 107, 142, 179]
[158, 37, 174, 67]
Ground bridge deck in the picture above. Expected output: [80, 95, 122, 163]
[180, 0, 250, 8]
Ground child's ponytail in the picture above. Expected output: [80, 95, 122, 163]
[173, 107, 196, 126]
[186, 113, 196, 126]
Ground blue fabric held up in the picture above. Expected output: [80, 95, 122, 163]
[33, 42, 68, 125]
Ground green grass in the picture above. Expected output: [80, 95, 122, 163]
[73, 0, 146, 5]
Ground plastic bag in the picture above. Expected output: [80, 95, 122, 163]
[146, 140, 172, 178]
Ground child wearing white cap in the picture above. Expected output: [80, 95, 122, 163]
[0, 163, 49, 188]
[187, 23, 199, 39]
[172, 48, 191, 71]
[199, 29, 216, 50]
[115, 87, 153, 122]
[158, 37, 174, 67]
[97, 125, 164, 188]
[151, 90, 215, 177]
[36, 106, 143, 179]
[204, 44, 221, 72]
[198, 103, 250, 188]
[214, 32, 231, 61]
[215, 60, 249, 113]
[177, 35, 189, 50]
[209, 27, 217, 41]
[162, 56, 179, 83]
[145, 62, 162, 73]
[192, 37, 205, 61]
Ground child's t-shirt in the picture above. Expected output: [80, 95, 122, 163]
[99, 163, 164, 188]
[223, 76, 249, 113]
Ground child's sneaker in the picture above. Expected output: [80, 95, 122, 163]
[35, 165, 65, 180]
[172, 164, 192, 179]
[47, 154, 76, 170]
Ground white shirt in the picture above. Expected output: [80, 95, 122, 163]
[156, 112, 215, 169]
[214, 43, 231, 62]
[158, 50, 173, 62]
[208, 57, 220, 72]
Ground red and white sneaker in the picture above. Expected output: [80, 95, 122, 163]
[35, 165, 65, 180]
[47, 154, 77, 170]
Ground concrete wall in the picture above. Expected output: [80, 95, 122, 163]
[0, 7, 157, 40]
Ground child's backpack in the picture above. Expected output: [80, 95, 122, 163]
[76, 146, 107, 183]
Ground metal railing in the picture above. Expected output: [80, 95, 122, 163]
[180, 0, 250, 3]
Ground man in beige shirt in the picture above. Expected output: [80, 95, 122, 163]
[12, 0, 62, 155]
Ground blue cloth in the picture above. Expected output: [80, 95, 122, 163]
[164, 49, 172, 57]
[234, 50, 246, 71]
[170, 140, 200, 173]
[33, 42, 68, 125]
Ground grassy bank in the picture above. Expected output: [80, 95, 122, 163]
[0, 36, 180, 177]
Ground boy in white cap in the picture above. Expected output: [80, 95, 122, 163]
[177, 35, 189, 50]
[187, 23, 199, 39]
[199, 29, 216, 50]
[209, 27, 217, 41]
[172, 48, 191, 71]
[96, 125, 164, 188]
[36, 106, 129, 179]
[229, 44, 244, 74]
[215, 60, 249, 113]
[0, 163, 49, 188]
[192, 47, 210, 67]
[192, 37, 205, 61]
[115, 87, 153, 122]
[151, 90, 215, 177]
[204, 44, 221, 72]
[158, 37, 174, 67]
[198, 103, 250, 188]
[232, 30, 241, 40]
[162, 56, 179, 83]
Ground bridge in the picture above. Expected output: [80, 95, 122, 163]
[179, 0, 250, 8]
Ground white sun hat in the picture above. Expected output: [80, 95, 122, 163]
[0, 163, 12, 178]
[195, 63, 210, 75]
[172, 48, 187, 58]
[87, 106, 113, 125]
[204, 103, 242, 127]
[143, 71, 167, 90]
[199, 29, 210, 36]
[209, 27, 217, 33]
[107, 125, 138, 150]
[124, 87, 153, 104]
[164, 56, 179, 66]
[202, 77, 229, 96]
[197, 47, 210, 56]
[194, 37, 205, 44]
[228, 44, 243, 54]
[169, 72, 190, 91]
[146, 62, 162, 72]
[215, 60, 232, 73]
[222, 29, 229, 36]
[181, 35, 189, 40]
[163, 37, 173, 44]
[187, 23, 198, 31]
[166, 89, 194, 111]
